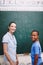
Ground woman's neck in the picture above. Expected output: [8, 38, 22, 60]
[9, 31, 13, 35]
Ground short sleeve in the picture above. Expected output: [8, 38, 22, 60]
[34, 44, 39, 54]
[2, 35, 8, 43]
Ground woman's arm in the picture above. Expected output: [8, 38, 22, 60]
[16, 54, 19, 65]
[3, 43, 15, 65]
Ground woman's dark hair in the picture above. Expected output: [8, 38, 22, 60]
[31, 30, 39, 35]
[8, 21, 16, 27]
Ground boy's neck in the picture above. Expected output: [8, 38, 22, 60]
[33, 39, 39, 43]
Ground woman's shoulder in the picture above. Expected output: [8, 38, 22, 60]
[3, 32, 9, 38]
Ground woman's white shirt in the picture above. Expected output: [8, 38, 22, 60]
[2, 32, 17, 62]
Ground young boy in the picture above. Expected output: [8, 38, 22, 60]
[31, 30, 42, 65]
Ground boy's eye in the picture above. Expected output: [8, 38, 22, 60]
[32, 35, 36, 36]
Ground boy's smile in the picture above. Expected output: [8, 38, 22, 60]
[31, 32, 39, 42]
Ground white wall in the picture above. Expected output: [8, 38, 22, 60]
[0, 0, 43, 11]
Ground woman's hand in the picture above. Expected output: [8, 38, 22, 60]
[10, 60, 16, 65]
[16, 59, 19, 65]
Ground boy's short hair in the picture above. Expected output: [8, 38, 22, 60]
[31, 30, 39, 35]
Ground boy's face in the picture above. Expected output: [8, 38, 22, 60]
[31, 32, 39, 42]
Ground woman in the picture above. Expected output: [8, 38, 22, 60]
[2, 22, 18, 65]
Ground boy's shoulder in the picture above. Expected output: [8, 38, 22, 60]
[34, 41, 40, 47]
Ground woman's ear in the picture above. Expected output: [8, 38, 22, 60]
[8, 26, 9, 31]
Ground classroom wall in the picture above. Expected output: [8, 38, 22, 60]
[0, 11, 43, 54]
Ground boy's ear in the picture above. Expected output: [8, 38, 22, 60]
[38, 36, 39, 38]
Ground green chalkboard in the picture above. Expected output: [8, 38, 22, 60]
[0, 11, 43, 54]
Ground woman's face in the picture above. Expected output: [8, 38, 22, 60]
[8, 23, 16, 33]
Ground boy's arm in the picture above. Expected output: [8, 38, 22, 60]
[34, 54, 38, 65]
